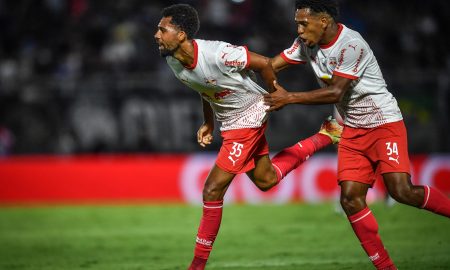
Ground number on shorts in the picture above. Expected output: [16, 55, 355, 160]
[385, 142, 398, 156]
[230, 142, 244, 157]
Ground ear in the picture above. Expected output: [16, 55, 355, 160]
[320, 16, 329, 29]
[177, 31, 187, 42]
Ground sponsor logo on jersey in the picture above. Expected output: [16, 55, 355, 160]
[348, 44, 358, 51]
[336, 48, 347, 70]
[224, 59, 246, 67]
[353, 48, 365, 73]
[286, 41, 300, 55]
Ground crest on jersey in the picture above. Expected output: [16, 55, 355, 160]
[204, 77, 217, 86]
[328, 57, 337, 68]
[214, 89, 234, 100]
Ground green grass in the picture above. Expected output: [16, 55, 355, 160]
[0, 203, 449, 270]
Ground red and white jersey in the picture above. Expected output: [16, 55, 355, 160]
[281, 24, 402, 128]
[166, 39, 269, 131]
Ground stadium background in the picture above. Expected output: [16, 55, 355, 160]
[0, 0, 449, 203]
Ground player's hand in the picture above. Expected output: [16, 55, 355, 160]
[264, 80, 291, 112]
[197, 123, 214, 148]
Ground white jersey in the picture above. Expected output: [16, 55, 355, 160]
[281, 24, 402, 128]
[166, 39, 269, 131]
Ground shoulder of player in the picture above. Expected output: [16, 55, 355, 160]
[194, 39, 231, 59]
[339, 26, 370, 48]
[331, 34, 369, 56]
[194, 39, 229, 51]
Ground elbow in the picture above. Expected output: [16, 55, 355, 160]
[329, 87, 345, 103]
[269, 58, 280, 73]
[262, 57, 272, 72]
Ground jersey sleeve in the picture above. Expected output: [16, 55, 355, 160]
[333, 39, 370, 80]
[216, 43, 250, 74]
[280, 37, 307, 64]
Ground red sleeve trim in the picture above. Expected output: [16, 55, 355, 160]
[280, 52, 305, 65]
[333, 70, 358, 80]
[244, 45, 250, 69]
[185, 40, 198, 70]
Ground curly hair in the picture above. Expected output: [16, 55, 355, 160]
[162, 4, 200, 39]
[295, 0, 339, 21]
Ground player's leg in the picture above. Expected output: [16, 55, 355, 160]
[383, 172, 450, 217]
[340, 181, 397, 270]
[253, 116, 342, 187]
[246, 155, 278, 191]
[340, 181, 370, 215]
[189, 165, 235, 270]
[375, 120, 450, 218]
[338, 126, 396, 270]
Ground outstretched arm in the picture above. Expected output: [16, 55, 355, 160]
[270, 54, 293, 73]
[247, 51, 277, 93]
[264, 75, 354, 111]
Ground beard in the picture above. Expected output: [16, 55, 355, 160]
[159, 44, 179, 58]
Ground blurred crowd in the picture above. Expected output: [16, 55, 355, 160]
[0, 0, 449, 155]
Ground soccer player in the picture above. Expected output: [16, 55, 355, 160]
[265, 0, 450, 269]
[154, 4, 342, 270]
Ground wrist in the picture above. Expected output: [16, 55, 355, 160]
[287, 93, 295, 104]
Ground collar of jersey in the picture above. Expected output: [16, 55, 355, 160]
[320, 23, 344, 49]
[184, 39, 198, 70]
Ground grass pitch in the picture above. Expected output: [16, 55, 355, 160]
[0, 203, 449, 270]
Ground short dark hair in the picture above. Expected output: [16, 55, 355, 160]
[162, 4, 200, 39]
[295, 0, 339, 21]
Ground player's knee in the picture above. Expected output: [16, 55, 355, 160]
[340, 194, 365, 213]
[202, 182, 223, 200]
[256, 182, 275, 192]
[255, 175, 278, 192]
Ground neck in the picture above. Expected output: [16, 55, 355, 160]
[174, 39, 195, 67]
[320, 23, 339, 46]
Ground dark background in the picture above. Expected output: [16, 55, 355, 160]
[0, 0, 449, 155]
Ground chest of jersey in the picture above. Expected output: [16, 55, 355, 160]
[170, 60, 236, 103]
[307, 47, 337, 83]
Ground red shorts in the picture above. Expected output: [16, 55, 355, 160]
[216, 123, 269, 174]
[338, 120, 411, 186]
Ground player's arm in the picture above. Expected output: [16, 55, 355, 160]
[270, 54, 293, 73]
[247, 51, 277, 93]
[264, 75, 353, 111]
[197, 96, 214, 147]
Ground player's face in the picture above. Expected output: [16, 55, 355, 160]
[295, 8, 326, 48]
[154, 16, 181, 57]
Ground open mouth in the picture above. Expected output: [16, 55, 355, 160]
[157, 43, 167, 51]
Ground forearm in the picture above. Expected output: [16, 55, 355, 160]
[201, 97, 215, 126]
[270, 55, 291, 73]
[247, 52, 277, 93]
[287, 86, 342, 105]
[259, 65, 277, 93]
